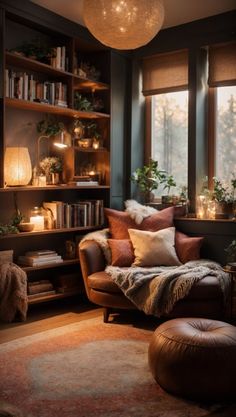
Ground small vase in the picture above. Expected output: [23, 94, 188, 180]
[51, 173, 60, 185]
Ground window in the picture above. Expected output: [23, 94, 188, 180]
[215, 85, 236, 183]
[151, 91, 188, 197]
[142, 49, 189, 198]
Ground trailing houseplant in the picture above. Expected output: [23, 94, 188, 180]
[37, 117, 65, 137]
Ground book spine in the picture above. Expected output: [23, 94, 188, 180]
[28, 283, 54, 294]
[28, 290, 56, 299]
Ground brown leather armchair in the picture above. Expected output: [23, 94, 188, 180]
[79, 240, 230, 323]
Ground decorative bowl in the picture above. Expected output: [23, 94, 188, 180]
[18, 222, 34, 232]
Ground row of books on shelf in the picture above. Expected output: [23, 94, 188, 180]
[18, 250, 63, 267]
[5, 69, 68, 107]
[43, 199, 104, 229]
[49, 46, 67, 71]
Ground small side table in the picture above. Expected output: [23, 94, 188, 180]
[224, 266, 236, 321]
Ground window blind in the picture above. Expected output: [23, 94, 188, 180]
[142, 49, 188, 96]
[208, 41, 236, 87]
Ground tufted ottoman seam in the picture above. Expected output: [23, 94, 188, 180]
[154, 333, 236, 348]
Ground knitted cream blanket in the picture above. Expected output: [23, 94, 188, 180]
[0, 263, 28, 322]
[105, 260, 230, 317]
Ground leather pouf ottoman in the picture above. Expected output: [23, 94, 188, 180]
[148, 318, 236, 401]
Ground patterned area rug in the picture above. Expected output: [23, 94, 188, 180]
[0, 316, 235, 417]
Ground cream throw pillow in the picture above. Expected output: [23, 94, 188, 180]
[128, 227, 181, 267]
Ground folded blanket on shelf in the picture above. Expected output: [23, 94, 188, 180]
[106, 260, 230, 317]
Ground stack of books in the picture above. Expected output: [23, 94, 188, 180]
[18, 250, 63, 267]
[28, 279, 56, 300]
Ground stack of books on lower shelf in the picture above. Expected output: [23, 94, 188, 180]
[18, 250, 63, 267]
[27, 279, 56, 300]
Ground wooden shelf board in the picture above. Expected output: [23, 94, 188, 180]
[20, 258, 80, 272]
[0, 225, 102, 239]
[6, 51, 72, 78]
[5, 98, 110, 119]
[73, 76, 109, 91]
[0, 185, 110, 192]
[72, 146, 108, 153]
[175, 217, 236, 223]
[6, 52, 109, 92]
[28, 289, 80, 305]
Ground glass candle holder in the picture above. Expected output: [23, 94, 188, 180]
[29, 206, 44, 231]
[196, 195, 208, 219]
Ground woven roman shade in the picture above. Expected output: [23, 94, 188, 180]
[208, 41, 236, 87]
[142, 49, 188, 96]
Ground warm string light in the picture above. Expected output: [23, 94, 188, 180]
[196, 195, 216, 219]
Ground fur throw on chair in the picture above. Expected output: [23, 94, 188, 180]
[125, 199, 157, 224]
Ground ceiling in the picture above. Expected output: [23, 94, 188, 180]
[30, 0, 236, 29]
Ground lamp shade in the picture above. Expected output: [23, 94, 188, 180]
[83, 0, 165, 50]
[4, 147, 32, 186]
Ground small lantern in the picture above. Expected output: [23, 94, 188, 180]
[30, 206, 44, 231]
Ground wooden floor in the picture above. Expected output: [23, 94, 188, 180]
[0, 297, 159, 344]
[0, 297, 103, 344]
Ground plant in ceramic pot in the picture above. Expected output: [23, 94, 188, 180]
[131, 159, 167, 203]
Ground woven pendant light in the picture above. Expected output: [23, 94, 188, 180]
[83, 0, 165, 50]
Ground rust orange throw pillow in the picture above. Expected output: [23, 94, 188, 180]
[175, 231, 204, 264]
[108, 239, 134, 267]
[104, 207, 174, 239]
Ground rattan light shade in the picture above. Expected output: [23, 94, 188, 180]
[83, 0, 165, 50]
[4, 147, 32, 186]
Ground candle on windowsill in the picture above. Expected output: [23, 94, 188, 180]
[196, 195, 208, 219]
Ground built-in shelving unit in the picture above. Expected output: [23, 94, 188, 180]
[0, 3, 113, 304]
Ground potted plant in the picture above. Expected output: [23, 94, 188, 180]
[39, 156, 63, 184]
[225, 239, 236, 266]
[37, 117, 65, 137]
[213, 177, 234, 219]
[74, 92, 93, 112]
[161, 174, 177, 204]
[131, 159, 167, 203]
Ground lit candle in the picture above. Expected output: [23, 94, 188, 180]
[196, 195, 208, 219]
[38, 175, 46, 187]
[93, 142, 99, 149]
[30, 215, 44, 231]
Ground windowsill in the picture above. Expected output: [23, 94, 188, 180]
[175, 216, 236, 223]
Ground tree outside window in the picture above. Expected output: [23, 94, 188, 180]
[151, 90, 188, 198]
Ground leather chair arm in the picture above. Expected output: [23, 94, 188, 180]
[79, 240, 106, 280]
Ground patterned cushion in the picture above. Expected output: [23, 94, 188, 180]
[104, 206, 174, 239]
[108, 239, 134, 267]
